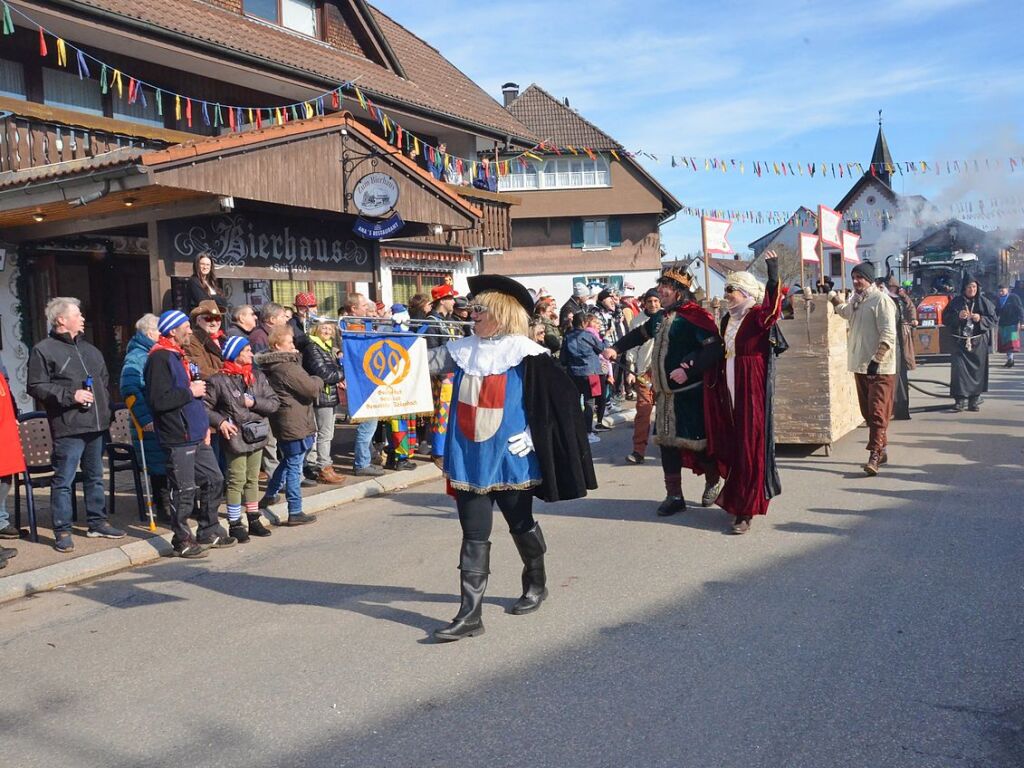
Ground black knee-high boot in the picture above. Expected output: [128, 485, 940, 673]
[434, 539, 490, 641]
[510, 524, 547, 615]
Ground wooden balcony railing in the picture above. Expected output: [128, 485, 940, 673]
[415, 185, 518, 251]
[0, 95, 194, 174]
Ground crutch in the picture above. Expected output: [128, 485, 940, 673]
[124, 395, 157, 533]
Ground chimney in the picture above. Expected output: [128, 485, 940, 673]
[563, 97, 570, 107]
[501, 82, 519, 107]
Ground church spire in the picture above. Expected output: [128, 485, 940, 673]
[870, 109, 894, 187]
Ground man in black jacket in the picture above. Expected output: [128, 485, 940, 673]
[27, 297, 124, 552]
[145, 310, 234, 557]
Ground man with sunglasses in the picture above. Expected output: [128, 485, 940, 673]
[185, 300, 226, 380]
[605, 269, 726, 516]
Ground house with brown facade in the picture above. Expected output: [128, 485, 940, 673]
[487, 84, 681, 299]
[0, 0, 535, 407]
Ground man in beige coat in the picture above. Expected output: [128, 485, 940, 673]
[831, 261, 897, 475]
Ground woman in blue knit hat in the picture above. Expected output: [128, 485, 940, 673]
[204, 335, 280, 541]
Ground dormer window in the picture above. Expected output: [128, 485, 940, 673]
[244, 0, 318, 37]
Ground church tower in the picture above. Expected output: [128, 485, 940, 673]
[870, 110, 894, 187]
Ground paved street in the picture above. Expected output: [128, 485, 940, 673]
[2, 365, 1022, 768]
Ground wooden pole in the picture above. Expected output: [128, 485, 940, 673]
[701, 218, 712, 309]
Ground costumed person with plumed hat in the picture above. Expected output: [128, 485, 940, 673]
[606, 268, 727, 516]
[943, 274, 996, 412]
[428, 274, 597, 641]
[703, 251, 784, 534]
[830, 260, 898, 475]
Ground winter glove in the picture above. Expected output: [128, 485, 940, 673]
[866, 360, 880, 376]
[507, 429, 535, 457]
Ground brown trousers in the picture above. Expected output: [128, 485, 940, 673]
[632, 377, 654, 455]
[855, 373, 896, 452]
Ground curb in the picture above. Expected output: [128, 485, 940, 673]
[0, 461, 443, 606]
[0, 407, 636, 606]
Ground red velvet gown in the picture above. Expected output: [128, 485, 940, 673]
[707, 279, 782, 517]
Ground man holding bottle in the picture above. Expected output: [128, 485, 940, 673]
[27, 297, 124, 553]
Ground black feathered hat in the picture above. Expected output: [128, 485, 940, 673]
[467, 274, 535, 316]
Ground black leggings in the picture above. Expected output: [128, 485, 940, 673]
[455, 489, 536, 541]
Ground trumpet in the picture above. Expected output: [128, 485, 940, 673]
[309, 314, 474, 339]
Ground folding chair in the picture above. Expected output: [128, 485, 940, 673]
[13, 412, 79, 543]
[106, 405, 146, 522]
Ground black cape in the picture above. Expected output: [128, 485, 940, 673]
[523, 354, 598, 502]
[944, 292, 996, 398]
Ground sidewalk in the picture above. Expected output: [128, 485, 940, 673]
[0, 406, 638, 604]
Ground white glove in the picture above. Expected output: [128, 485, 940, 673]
[507, 428, 535, 457]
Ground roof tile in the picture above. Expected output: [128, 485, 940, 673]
[45, 0, 535, 141]
[506, 85, 620, 150]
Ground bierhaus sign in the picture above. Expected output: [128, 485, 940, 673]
[160, 212, 377, 281]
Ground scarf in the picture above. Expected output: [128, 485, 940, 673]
[221, 360, 254, 387]
[149, 335, 191, 378]
[849, 283, 877, 312]
[727, 295, 756, 320]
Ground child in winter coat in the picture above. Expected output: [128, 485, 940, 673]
[204, 336, 280, 541]
[560, 313, 610, 442]
[256, 325, 324, 525]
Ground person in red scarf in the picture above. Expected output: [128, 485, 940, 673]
[0, 360, 26, 565]
[185, 300, 225, 379]
[204, 336, 280, 542]
[145, 310, 234, 557]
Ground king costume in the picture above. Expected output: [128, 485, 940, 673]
[429, 274, 597, 642]
[612, 271, 726, 514]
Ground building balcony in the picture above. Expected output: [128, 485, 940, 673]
[0, 95, 192, 174]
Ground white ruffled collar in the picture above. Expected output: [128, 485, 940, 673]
[447, 334, 548, 376]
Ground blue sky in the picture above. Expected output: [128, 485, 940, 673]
[373, 0, 1024, 258]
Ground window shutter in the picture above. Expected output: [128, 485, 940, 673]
[571, 219, 584, 249]
[609, 217, 622, 247]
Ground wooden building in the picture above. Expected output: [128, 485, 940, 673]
[488, 84, 681, 299]
[0, 0, 536, 406]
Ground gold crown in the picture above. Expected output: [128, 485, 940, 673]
[659, 269, 693, 288]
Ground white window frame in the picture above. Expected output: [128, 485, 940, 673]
[498, 156, 610, 192]
[583, 218, 610, 251]
[244, 0, 318, 38]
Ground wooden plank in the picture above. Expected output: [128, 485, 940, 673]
[0, 94, 193, 145]
[774, 295, 862, 446]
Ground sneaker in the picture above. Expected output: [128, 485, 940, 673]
[228, 521, 250, 544]
[354, 465, 386, 477]
[656, 495, 687, 517]
[302, 465, 320, 481]
[625, 452, 645, 464]
[54, 531, 75, 553]
[587, 433, 601, 444]
[0, 524, 19, 539]
[286, 512, 317, 525]
[701, 479, 724, 507]
[300, 477, 318, 488]
[197, 532, 237, 548]
[174, 541, 208, 559]
[606, 402, 620, 414]
[593, 422, 612, 432]
[394, 459, 417, 471]
[247, 514, 273, 537]
[0, 545, 17, 560]
[86, 521, 126, 539]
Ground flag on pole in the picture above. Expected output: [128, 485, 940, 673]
[818, 205, 842, 247]
[341, 332, 433, 421]
[841, 230, 861, 264]
[701, 216, 734, 254]
[799, 232, 820, 263]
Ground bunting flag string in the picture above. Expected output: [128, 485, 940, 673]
[679, 196, 1024, 226]
[3, 0, 1019, 186]
[631, 151, 1024, 179]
